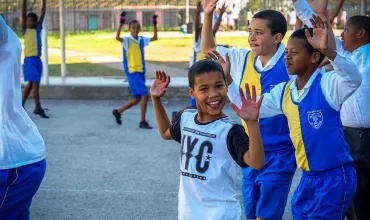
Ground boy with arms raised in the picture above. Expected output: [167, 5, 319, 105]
[150, 60, 265, 219]
[202, 0, 296, 219]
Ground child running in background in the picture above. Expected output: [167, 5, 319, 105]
[21, 0, 49, 118]
[112, 12, 158, 129]
[150, 59, 265, 219]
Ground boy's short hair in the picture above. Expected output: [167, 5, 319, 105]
[347, 16, 370, 41]
[188, 59, 226, 88]
[291, 28, 325, 67]
[129, 20, 140, 28]
[253, 10, 287, 38]
[27, 12, 38, 22]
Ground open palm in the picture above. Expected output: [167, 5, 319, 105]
[205, 50, 230, 77]
[220, 3, 227, 14]
[231, 83, 263, 122]
[203, 0, 218, 14]
[150, 70, 171, 98]
[307, 14, 329, 51]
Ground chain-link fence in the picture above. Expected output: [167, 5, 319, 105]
[2, 0, 361, 33]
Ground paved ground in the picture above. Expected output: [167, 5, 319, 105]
[28, 100, 301, 220]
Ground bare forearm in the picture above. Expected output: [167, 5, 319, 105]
[329, 0, 345, 22]
[201, 13, 216, 53]
[243, 122, 264, 169]
[152, 97, 171, 139]
[39, 0, 46, 24]
[195, 11, 201, 40]
[212, 12, 224, 36]
[116, 24, 123, 42]
[152, 24, 158, 41]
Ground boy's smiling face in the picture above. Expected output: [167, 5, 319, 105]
[129, 22, 141, 38]
[26, 16, 36, 28]
[189, 71, 228, 119]
[284, 37, 320, 75]
[248, 18, 280, 57]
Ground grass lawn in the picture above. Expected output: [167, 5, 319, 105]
[46, 33, 290, 63]
[45, 54, 123, 76]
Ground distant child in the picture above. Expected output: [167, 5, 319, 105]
[258, 17, 360, 219]
[150, 60, 265, 219]
[21, 0, 49, 118]
[112, 12, 158, 129]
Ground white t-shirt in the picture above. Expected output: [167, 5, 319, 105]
[121, 35, 150, 51]
[170, 109, 250, 220]
[288, 11, 297, 25]
[0, 17, 45, 169]
[231, 8, 240, 20]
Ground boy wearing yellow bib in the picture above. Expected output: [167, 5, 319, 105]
[21, 0, 49, 119]
[259, 17, 360, 219]
[202, 1, 295, 218]
[112, 14, 158, 129]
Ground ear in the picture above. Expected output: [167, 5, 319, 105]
[273, 33, 283, 45]
[311, 52, 321, 65]
[189, 87, 196, 100]
[357, 29, 366, 39]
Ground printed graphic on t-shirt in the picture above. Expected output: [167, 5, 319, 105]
[180, 128, 216, 181]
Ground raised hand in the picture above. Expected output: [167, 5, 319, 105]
[205, 50, 230, 78]
[120, 11, 127, 24]
[231, 83, 264, 123]
[306, 0, 328, 15]
[220, 2, 227, 14]
[150, 70, 171, 98]
[203, 0, 218, 15]
[152, 15, 158, 25]
[306, 14, 329, 51]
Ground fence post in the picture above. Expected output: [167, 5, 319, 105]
[42, 12, 49, 85]
[59, 0, 67, 79]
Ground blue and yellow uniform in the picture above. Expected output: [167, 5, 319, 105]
[281, 73, 356, 219]
[239, 51, 296, 219]
[122, 36, 150, 100]
[190, 38, 206, 107]
[22, 24, 42, 82]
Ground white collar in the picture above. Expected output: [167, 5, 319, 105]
[290, 70, 320, 90]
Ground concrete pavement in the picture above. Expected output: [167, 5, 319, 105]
[29, 100, 301, 220]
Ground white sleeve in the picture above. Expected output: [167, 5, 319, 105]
[143, 37, 151, 47]
[321, 53, 362, 111]
[216, 46, 250, 109]
[0, 16, 9, 47]
[292, 0, 314, 27]
[259, 82, 285, 118]
[121, 37, 129, 50]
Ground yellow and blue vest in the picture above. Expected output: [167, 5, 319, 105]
[281, 74, 353, 171]
[123, 38, 146, 74]
[193, 50, 206, 64]
[23, 24, 42, 57]
[240, 51, 293, 152]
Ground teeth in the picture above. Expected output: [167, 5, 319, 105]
[209, 101, 220, 105]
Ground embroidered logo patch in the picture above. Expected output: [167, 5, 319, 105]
[307, 110, 323, 130]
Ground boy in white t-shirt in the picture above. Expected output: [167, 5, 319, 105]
[0, 16, 46, 219]
[150, 60, 265, 219]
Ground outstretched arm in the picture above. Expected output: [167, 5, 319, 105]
[194, 1, 202, 42]
[230, 84, 264, 170]
[200, 0, 218, 53]
[328, 0, 345, 23]
[115, 23, 123, 42]
[22, 0, 27, 27]
[151, 15, 158, 41]
[212, 3, 227, 36]
[151, 71, 172, 140]
[38, 0, 46, 24]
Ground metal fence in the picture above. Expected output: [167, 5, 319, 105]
[0, 0, 364, 33]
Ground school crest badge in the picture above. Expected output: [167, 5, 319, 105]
[307, 110, 323, 130]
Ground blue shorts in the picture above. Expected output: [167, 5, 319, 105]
[0, 159, 46, 220]
[126, 72, 148, 100]
[24, 56, 43, 83]
[242, 150, 296, 219]
[292, 164, 356, 220]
